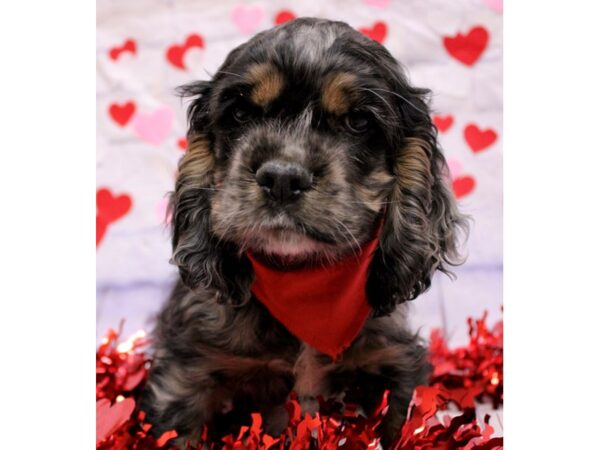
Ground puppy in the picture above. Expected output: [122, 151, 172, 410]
[141, 17, 467, 447]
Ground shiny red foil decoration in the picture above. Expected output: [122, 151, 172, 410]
[96, 313, 503, 449]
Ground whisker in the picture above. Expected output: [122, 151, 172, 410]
[312, 187, 401, 206]
[369, 87, 430, 115]
[215, 70, 245, 80]
[357, 87, 394, 112]
[328, 215, 361, 258]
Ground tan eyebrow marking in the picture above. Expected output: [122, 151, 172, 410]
[321, 72, 358, 115]
[247, 63, 285, 107]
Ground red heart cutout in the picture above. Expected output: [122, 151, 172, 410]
[464, 123, 497, 152]
[96, 397, 135, 444]
[96, 216, 108, 247]
[109, 39, 137, 61]
[359, 21, 388, 44]
[108, 101, 136, 127]
[433, 115, 454, 132]
[443, 26, 489, 66]
[97, 188, 132, 224]
[166, 34, 205, 70]
[274, 10, 296, 25]
[177, 137, 188, 151]
[452, 176, 476, 199]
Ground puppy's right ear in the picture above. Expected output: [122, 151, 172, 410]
[169, 81, 254, 305]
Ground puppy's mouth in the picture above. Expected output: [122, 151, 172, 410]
[241, 220, 344, 265]
[260, 226, 323, 255]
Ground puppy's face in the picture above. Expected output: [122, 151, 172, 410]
[173, 18, 466, 312]
[197, 28, 402, 261]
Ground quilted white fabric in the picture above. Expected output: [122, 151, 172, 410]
[96, 0, 502, 346]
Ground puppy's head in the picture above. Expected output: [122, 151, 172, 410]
[171, 18, 468, 314]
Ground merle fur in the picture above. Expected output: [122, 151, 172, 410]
[140, 18, 467, 448]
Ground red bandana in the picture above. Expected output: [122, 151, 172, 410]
[247, 233, 380, 360]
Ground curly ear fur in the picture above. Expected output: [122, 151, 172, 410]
[170, 81, 254, 305]
[367, 85, 469, 316]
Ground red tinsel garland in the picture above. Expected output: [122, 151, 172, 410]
[96, 313, 503, 449]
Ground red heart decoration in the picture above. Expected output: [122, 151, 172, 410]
[108, 39, 137, 61]
[166, 34, 205, 70]
[464, 123, 497, 152]
[177, 137, 188, 151]
[452, 176, 476, 199]
[108, 101, 136, 127]
[443, 26, 489, 66]
[274, 10, 296, 25]
[359, 21, 388, 44]
[433, 115, 454, 133]
[96, 216, 108, 247]
[97, 188, 132, 224]
[96, 188, 132, 247]
[96, 397, 135, 444]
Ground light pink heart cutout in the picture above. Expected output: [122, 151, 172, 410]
[231, 4, 264, 34]
[363, 0, 390, 8]
[131, 106, 174, 146]
[446, 158, 463, 180]
[156, 197, 172, 225]
[485, 0, 503, 13]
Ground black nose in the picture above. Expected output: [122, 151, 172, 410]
[255, 160, 312, 202]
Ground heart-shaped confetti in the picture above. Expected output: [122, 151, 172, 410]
[359, 21, 388, 44]
[452, 175, 476, 198]
[108, 101, 136, 127]
[108, 39, 137, 61]
[433, 115, 454, 132]
[231, 4, 264, 34]
[166, 34, 204, 70]
[274, 10, 296, 25]
[96, 397, 135, 444]
[443, 26, 489, 66]
[131, 106, 174, 146]
[464, 123, 498, 152]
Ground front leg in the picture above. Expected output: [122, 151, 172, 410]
[140, 352, 295, 445]
[326, 319, 430, 447]
[140, 284, 300, 445]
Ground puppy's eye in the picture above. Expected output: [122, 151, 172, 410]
[345, 111, 371, 134]
[232, 103, 251, 123]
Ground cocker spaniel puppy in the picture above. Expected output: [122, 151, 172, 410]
[141, 17, 467, 448]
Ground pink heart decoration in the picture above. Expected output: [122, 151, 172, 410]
[96, 398, 135, 444]
[231, 4, 264, 34]
[485, 0, 503, 13]
[446, 158, 463, 180]
[156, 197, 172, 225]
[131, 106, 174, 146]
[363, 0, 390, 8]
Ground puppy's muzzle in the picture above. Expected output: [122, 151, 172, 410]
[255, 160, 312, 202]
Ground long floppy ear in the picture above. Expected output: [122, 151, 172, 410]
[367, 86, 469, 316]
[170, 81, 253, 305]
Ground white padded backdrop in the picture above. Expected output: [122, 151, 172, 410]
[96, 0, 503, 347]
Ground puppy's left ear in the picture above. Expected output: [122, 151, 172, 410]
[170, 81, 254, 305]
[367, 85, 469, 316]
